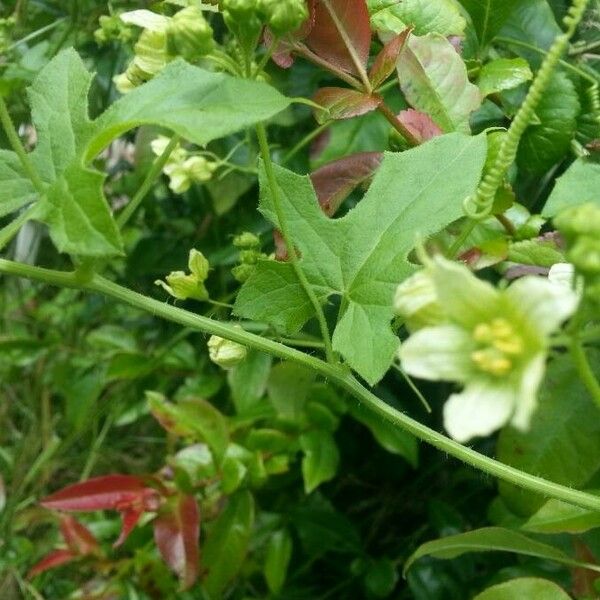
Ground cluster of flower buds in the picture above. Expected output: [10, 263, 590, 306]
[94, 14, 134, 45]
[155, 249, 210, 301]
[231, 232, 266, 282]
[220, 0, 308, 53]
[554, 202, 600, 300]
[113, 7, 214, 93]
[151, 136, 218, 194]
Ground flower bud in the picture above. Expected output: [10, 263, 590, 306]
[233, 232, 260, 249]
[394, 271, 444, 331]
[208, 334, 247, 369]
[568, 237, 600, 275]
[167, 6, 215, 61]
[554, 202, 600, 239]
[258, 0, 308, 36]
[231, 263, 256, 283]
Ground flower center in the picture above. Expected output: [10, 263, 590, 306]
[470, 318, 524, 377]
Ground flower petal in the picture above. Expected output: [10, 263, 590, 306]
[399, 325, 475, 382]
[506, 275, 579, 336]
[430, 256, 500, 328]
[443, 380, 515, 443]
[511, 353, 546, 430]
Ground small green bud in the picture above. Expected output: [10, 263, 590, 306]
[394, 271, 445, 331]
[95, 14, 134, 45]
[555, 202, 600, 239]
[221, 0, 263, 54]
[233, 232, 260, 249]
[568, 236, 600, 274]
[257, 0, 308, 36]
[167, 6, 215, 61]
[208, 334, 247, 369]
[232, 263, 256, 282]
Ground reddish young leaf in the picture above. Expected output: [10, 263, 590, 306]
[41, 475, 159, 512]
[396, 109, 443, 144]
[41, 474, 163, 547]
[369, 29, 411, 89]
[28, 549, 77, 578]
[153, 494, 200, 590]
[313, 87, 382, 123]
[310, 152, 383, 216]
[59, 515, 99, 556]
[305, 0, 371, 76]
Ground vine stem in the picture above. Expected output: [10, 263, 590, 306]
[0, 95, 46, 194]
[117, 135, 180, 229]
[2, 258, 600, 512]
[255, 123, 336, 364]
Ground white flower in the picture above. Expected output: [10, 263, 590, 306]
[398, 256, 579, 443]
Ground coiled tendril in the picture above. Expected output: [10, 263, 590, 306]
[463, 0, 591, 220]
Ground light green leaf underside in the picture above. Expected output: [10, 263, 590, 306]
[26, 49, 122, 256]
[367, 0, 466, 36]
[473, 578, 571, 600]
[0, 50, 290, 257]
[0, 150, 36, 218]
[235, 133, 487, 384]
[404, 526, 600, 575]
[89, 59, 290, 160]
[543, 159, 600, 217]
[397, 34, 482, 133]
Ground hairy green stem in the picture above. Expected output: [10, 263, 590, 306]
[3, 257, 600, 512]
[0, 96, 46, 194]
[117, 135, 180, 228]
[255, 123, 336, 363]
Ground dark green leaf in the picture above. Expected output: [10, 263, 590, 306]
[522, 495, 600, 534]
[201, 491, 255, 598]
[300, 430, 340, 493]
[350, 403, 418, 467]
[267, 362, 315, 420]
[404, 527, 600, 574]
[517, 72, 580, 174]
[498, 351, 600, 516]
[461, 0, 522, 47]
[264, 529, 293, 594]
